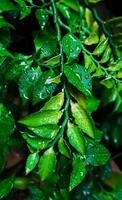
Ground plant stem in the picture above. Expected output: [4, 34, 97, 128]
[50, 0, 70, 146]
[83, 0, 118, 60]
[82, 43, 122, 83]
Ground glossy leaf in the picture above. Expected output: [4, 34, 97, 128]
[58, 137, 71, 158]
[22, 132, 50, 150]
[32, 70, 58, 104]
[86, 144, 110, 166]
[0, 176, 15, 199]
[38, 148, 56, 181]
[44, 55, 60, 66]
[26, 152, 39, 174]
[93, 38, 108, 56]
[60, 0, 79, 12]
[85, 33, 99, 45]
[19, 67, 41, 102]
[62, 33, 82, 62]
[69, 155, 86, 191]
[100, 45, 112, 63]
[71, 102, 95, 138]
[41, 92, 64, 111]
[64, 63, 92, 96]
[36, 9, 48, 30]
[28, 124, 59, 139]
[34, 30, 57, 58]
[19, 109, 63, 127]
[84, 52, 97, 72]
[67, 122, 85, 155]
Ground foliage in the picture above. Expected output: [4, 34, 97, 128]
[0, 0, 122, 199]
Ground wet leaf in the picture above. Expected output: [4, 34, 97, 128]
[67, 122, 85, 155]
[69, 155, 86, 191]
[32, 70, 58, 104]
[86, 144, 110, 166]
[19, 110, 63, 127]
[58, 137, 71, 158]
[38, 148, 56, 181]
[71, 102, 95, 138]
[62, 33, 82, 62]
[28, 125, 59, 139]
[36, 9, 48, 30]
[64, 63, 92, 96]
[26, 152, 39, 174]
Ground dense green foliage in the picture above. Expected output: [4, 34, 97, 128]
[0, 0, 122, 199]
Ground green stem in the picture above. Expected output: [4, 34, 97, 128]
[83, 0, 118, 60]
[51, 0, 70, 146]
[82, 44, 122, 83]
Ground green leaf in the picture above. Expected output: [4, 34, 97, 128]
[22, 132, 50, 150]
[34, 30, 57, 58]
[0, 176, 15, 199]
[32, 70, 58, 104]
[67, 122, 85, 155]
[36, 9, 48, 30]
[69, 155, 86, 191]
[16, 0, 31, 19]
[85, 8, 94, 30]
[19, 110, 63, 127]
[64, 63, 92, 96]
[0, 16, 14, 29]
[60, 0, 79, 12]
[62, 33, 82, 62]
[87, 95, 100, 113]
[84, 52, 97, 72]
[88, 0, 102, 3]
[93, 38, 108, 56]
[44, 55, 60, 66]
[41, 92, 64, 111]
[26, 152, 39, 174]
[28, 124, 59, 139]
[85, 33, 99, 45]
[71, 102, 95, 138]
[19, 67, 41, 102]
[100, 45, 112, 63]
[38, 148, 56, 181]
[0, 43, 13, 58]
[86, 144, 110, 166]
[0, 0, 16, 12]
[56, 3, 70, 19]
[58, 137, 71, 158]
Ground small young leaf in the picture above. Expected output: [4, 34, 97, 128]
[38, 148, 56, 181]
[85, 8, 94, 29]
[67, 122, 85, 155]
[35, 9, 48, 30]
[0, 176, 15, 199]
[64, 63, 92, 96]
[28, 124, 59, 139]
[41, 92, 64, 111]
[86, 144, 110, 166]
[69, 155, 86, 191]
[26, 152, 39, 174]
[93, 38, 108, 56]
[19, 110, 63, 127]
[100, 45, 112, 63]
[84, 52, 97, 72]
[85, 33, 99, 45]
[22, 133, 50, 150]
[62, 33, 82, 62]
[71, 102, 95, 138]
[58, 137, 71, 158]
